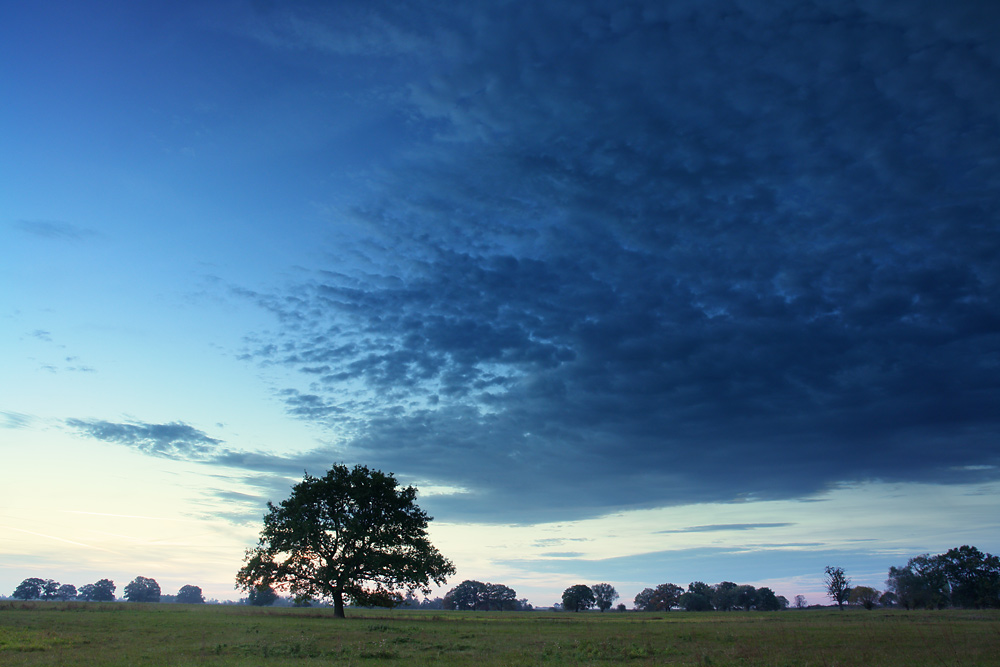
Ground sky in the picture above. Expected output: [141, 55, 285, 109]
[2, 0, 999, 608]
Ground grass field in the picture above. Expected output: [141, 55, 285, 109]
[1, 601, 998, 666]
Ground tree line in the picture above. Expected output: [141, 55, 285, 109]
[11, 576, 205, 604]
[824, 545, 1000, 610]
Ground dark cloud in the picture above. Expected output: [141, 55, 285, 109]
[658, 524, 795, 534]
[66, 419, 225, 461]
[231, 0, 1000, 522]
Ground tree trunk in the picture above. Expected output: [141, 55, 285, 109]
[333, 590, 345, 618]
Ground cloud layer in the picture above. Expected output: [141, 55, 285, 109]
[62, 1, 998, 524]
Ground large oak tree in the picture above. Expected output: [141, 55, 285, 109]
[236, 464, 455, 618]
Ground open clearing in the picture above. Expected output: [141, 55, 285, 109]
[1, 602, 998, 666]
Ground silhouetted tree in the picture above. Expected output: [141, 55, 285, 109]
[445, 580, 489, 610]
[55, 584, 77, 600]
[849, 585, 880, 610]
[561, 584, 595, 612]
[824, 566, 850, 610]
[90, 579, 116, 602]
[886, 555, 949, 609]
[125, 576, 161, 603]
[679, 581, 714, 611]
[635, 583, 684, 611]
[938, 545, 1000, 609]
[176, 585, 205, 604]
[713, 581, 739, 611]
[12, 578, 45, 600]
[247, 584, 278, 606]
[755, 587, 783, 611]
[236, 464, 455, 618]
[793, 594, 807, 608]
[591, 583, 619, 612]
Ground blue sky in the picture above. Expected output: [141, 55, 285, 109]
[2, 0, 999, 607]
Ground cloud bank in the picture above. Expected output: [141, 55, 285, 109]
[106, 1, 1000, 523]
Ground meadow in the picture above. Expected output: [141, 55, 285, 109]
[1, 601, 998, 666]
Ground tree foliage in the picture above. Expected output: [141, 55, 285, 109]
[591, 583, 619, 612]
[236, 464, 455, 618]
[12, 578, 46, 600]
[247, 584, 279, 606]
[125, 576, 161, 603]
[849, 585, 880, 610]
[887, 545, 1000, 609]
[824, 566, 851, 610]
[634, 583, 683, 611]
[561, 584, 595, 612]
[176, 585, 205, 604]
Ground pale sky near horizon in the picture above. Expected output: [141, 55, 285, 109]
[2, 0, 999, 607]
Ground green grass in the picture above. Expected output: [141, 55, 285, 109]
[1, 601, 998, 666]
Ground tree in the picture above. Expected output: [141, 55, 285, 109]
[824, 566, 850, 610]
[91, 579, 116, 602]
[176, 585, 205, 604]
[55, 584, 78, 600]
[236, 464, 455, 618]
[734, 585, 758, 611]
[445, 580, 488, 610]
[591, 583, 619, 612]
[886, 555, 949, 609]
[849, 585, 880, 610]
[248, 584, 278, 606]
[485, 583, 518, 611]
[12, 578, 45, 600]
[40, 579, 61, 600]
[938, 545, 1000, 609]
[679, 581, 714, 611]
[755, 587, 783, 611]
[562, 584, 595, 612]
[125, 576, 161, 603]
[793, 594, 807, 609]
[713, 581, 739, 611]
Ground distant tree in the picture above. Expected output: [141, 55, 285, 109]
[938, 545, 1000, 609]
[176, 585, 205, 604]
[849, 585, 880, 610]
[886, 555, 949, 609]
[591, 583, 619, 612]
[755, 587, 783, 611]
[713, 581, 739, 611]
[41, 579, 61, 600]
[446, 580, 489, 610]
[247, 583, 278, 606]
[12, 578, 45, 600]
[634, 583, 683, 611]
[125, 576, 161, 603]
[824, 566, 851, 610]
[793, 594, 807, 609]
[878, 591, 897, 607]
[91, 579, 116, 602]
[679, 582, 714, 611]
[735, 585, 758, 611]
[236, 464, 455, 618]
[486, 583, 518, 611]
[561, 584, 595, 612]
[55, 584, 78, 601]
[616, 603, 627, 612]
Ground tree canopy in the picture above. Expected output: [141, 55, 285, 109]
[561, 584, 595, 612]
[176, 585, 205, 604]
[591, 583, 619, 612]
[824, 566, 851, 610]
[125, 576, 161, 603]
[236, 464, 455, 618]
